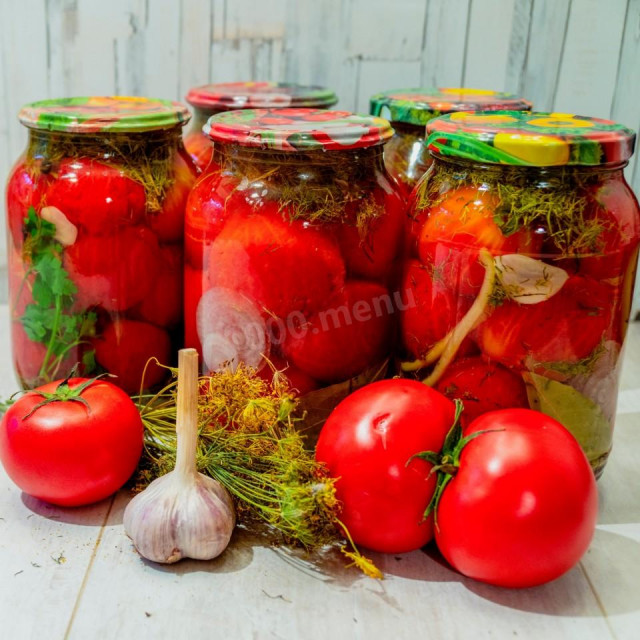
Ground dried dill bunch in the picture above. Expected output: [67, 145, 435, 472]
[135, 363, 381, 578]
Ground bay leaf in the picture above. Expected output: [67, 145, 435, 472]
[523, 371, 612, 462]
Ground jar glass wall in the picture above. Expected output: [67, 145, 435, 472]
[400, 111, 639, 477]
[185, 108, 405, 427]
[6, 97, 197, 393]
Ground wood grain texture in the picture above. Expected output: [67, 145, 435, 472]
[0, 0, 639, 314]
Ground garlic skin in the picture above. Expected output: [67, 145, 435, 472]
[123, 470, 235, 564]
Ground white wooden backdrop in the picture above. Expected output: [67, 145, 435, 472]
[1, 0, 639, 308]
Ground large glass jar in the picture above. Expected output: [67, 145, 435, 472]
[401, 111, 639, 477]
[370, 88, 531, 196]
[184, 82, 338, 172]
[185, 108, 405, 422]
[6, 97, 197, 393]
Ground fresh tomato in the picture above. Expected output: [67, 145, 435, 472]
[93, 319, 171, 393]
[434, 409, 598, 588]
[316, 379, 456, 553]
[184, 130, 214, 172]
[46, 157, 146, 234]
[0, 376, 143, 506]
[207, 205, 346, 319]
[6, 158, 51, 249]
[134, 244, 183, 328]
[435, 357, 528, 425]
[476, 275, 614, 367]
[579, 177, 640, 279]
[400, 259, 474, 361]
[283, 280, 393, 384]
[148, 149, 198, 244]
[64, 226, 160, 312]
[332, 188, 405, 281]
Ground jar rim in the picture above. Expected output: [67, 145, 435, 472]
[426, 111, 636, 166]
[18, 96, 191, 133]
[204, 108, 394, 151]
[186, 82, 338, 111]
[370, 87, 532, 125]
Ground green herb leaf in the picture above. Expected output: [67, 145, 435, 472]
[523, 372, 611, 462]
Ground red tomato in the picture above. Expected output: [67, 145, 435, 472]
[184, 130, 214, 172]
[476, 275, 614, 367]
[207, 205, 346, 319]
[417, 186, 540, 297]
[134, 244, 183, 328]
[185, 172, 238, 269]
[148, 149, 198, 244]
[316, 379, 456, 553]
[282, 280, 393, 384]
[6, 158, 51, 249]
[333, 189, 405, 282]
[46, 157, 146, 234]
[399, 259, 474, 360]
[435, 357, 529, 425]
[579, 177, 640, 279]
[435, 409, 598, 588]
[64, 226, 160, 312]
[0, 377, 143, 506]
[184, 264, 205, 355]
[93, 319, 171, 393]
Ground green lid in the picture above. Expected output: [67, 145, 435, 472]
[370, 87, 532, 126]
[18, 96, 191, 133]
[426, 111, 636, 166]
[204, 108, 393, 151]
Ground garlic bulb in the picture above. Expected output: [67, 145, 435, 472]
[124, 349, 235, 563]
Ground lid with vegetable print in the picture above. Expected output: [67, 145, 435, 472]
[369, 88, 532, 126]
[203, 108, 394, 151]
[426, 111, 636, 166]
[18, 96, 191, 133]
[186, 82, 338, 111]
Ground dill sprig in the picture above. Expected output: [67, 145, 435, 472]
[134, 364, 380, 575]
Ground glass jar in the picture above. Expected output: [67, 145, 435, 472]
[185, 108, 405, 413]
[184, 82, 338, 172]
[6, 96, 197, 393]
[370, 88, 532, 196]
[401, 111, 639, 477]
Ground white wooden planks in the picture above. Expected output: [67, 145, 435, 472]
[1, 0, 639, 312]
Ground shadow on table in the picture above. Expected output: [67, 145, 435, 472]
[379, 528, 640, 618]
[20, 492, 115, 526]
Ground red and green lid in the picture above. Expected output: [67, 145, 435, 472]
[186, 82, 338, 111]
[426, 111, 636, 166]
[18, 96, 191, 133]
[370, 87, 532, 126]
[203, 108, 393, 151]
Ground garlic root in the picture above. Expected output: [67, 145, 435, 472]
[124, 349, 236, 564]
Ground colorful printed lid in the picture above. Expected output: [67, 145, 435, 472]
[425, 111, 636, 166]
[18, 96, 191, 133]
[370, 88, 532, 126]
[186, 82, 338, 111]
[203, 108, 394, 151]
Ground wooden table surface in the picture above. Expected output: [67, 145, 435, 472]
[1, 305, 639, 640]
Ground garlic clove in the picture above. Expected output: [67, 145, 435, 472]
[123, 471, 235, 564]
[494, 254, 569, 305]
[40, 205, 78, 246]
